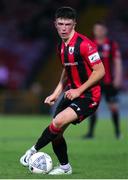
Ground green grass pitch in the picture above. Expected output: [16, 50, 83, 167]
[0, 115, 127, 179]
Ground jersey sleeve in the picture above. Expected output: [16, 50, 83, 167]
[80, 39, 102, 67]
[111, 41, 121, 60]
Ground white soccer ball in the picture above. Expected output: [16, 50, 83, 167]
[28, 152, 53, 174]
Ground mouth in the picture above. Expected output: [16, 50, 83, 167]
[61, 32, 67, 36]
[59, 32, 69, 39]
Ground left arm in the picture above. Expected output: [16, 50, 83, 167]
[78, 62, 105, 94]
[113, 55, 123, 89]
[112, 42, 123, 89]
[65, 62, 105, 100]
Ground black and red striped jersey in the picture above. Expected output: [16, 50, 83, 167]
[94, 37, 121, 85]
[58, 32, 102, 102]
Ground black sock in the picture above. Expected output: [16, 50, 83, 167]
[111, 111, 120, 135]
[88, 113, 97, 136]
[35, 124, 61, 151]
[52, 136, 68, 165]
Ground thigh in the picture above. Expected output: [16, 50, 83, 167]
[69, 97, 99, 124]
[53, 95, 71, 118]
[53, 107, 78, 128]
[53, 96, 99, 126]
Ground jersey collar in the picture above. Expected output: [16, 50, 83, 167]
[63, 31, 78, 47]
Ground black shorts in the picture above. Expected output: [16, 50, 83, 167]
[53, 95, 99, 125]
[102, 84, 119, 103]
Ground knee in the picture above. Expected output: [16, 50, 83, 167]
[110, 106, 118, 112]
[53, 118, 64, 129]
[109, 104, 118, 112]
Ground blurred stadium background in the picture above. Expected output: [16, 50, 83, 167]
[0, 0, 127, 116]
[0, 0, 127, 178]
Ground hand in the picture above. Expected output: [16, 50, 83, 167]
[64, 89, 81, 100]
[44, 94, 57, 106]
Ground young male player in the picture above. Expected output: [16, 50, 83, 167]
[20, 7, 105, 175]
[84, 22, 122, 139]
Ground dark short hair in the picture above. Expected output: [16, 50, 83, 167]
[94, 21, 107, 28]
[55, 6, 77, 20]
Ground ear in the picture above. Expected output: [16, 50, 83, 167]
[73, 21, 77, 29]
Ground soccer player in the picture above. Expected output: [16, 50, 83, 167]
[20, 7, 105, 175]
[84, 22, 122, 139]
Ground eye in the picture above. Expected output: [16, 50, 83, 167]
[58, 23, 63, 26]
[66, 23, 71, 26]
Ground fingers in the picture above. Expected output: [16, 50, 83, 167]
[44, 96, 50, 104]
[65, 90, 73, 100]
[44, 96, 55, 105]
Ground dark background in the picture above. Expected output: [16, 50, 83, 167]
[0, 0, 127, 114]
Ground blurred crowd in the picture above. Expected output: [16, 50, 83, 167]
[0, 0, 83, 90]
[0, 0, 128, 92]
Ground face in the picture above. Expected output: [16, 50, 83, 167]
[55, 18, 76, 40]
[93, 24, 107, 39]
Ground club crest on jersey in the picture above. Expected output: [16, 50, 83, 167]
[69, 46, 74, 54]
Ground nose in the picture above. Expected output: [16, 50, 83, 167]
[62, 25, 66, 31]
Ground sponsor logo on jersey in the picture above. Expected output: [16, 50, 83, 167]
[88, 52, 100, 63]
[64, 62, 78, 66]
[69, 46, 74, 54]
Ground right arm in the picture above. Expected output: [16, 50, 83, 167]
[44, 68, 67, 105]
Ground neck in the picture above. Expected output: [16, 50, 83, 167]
[63, 30, 75, 46]
[95, 36, 106, 44]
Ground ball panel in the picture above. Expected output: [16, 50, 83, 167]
[28, 152, 53, 174]
[29, 165, 44, 174]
